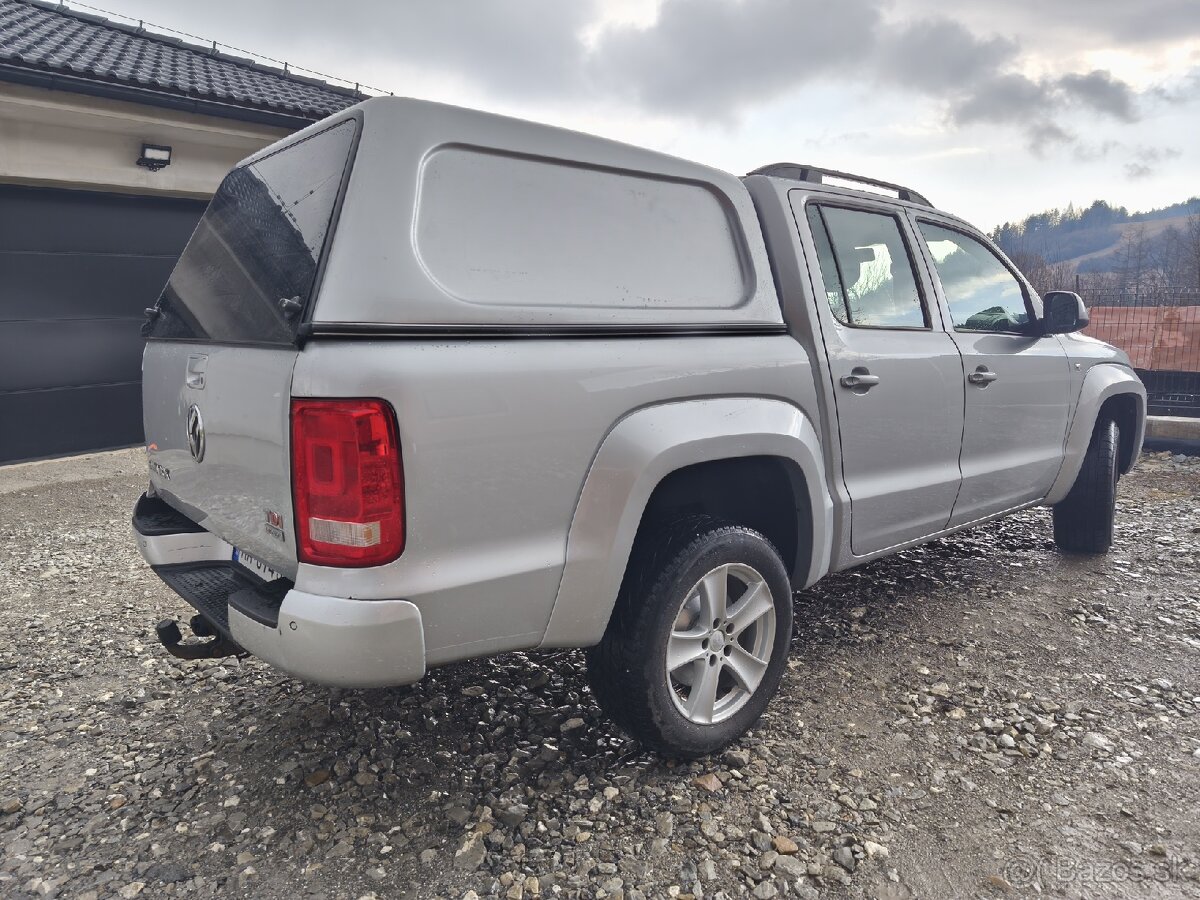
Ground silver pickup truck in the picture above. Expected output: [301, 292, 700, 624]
[134, 97, 1146, 758]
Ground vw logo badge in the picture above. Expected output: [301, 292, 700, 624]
[186, 404, 206, 463]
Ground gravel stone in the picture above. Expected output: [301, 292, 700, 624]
[497, 804, 529, 827]
[832, 846, 858, 873]
[1, 447, 1198, 899]
[453, 833, 487, 870]
[772, 835, 799, 854]
[655, 811, 674, 838]
[144, 863, 189, 884]
[774, 854, 807, 878]
[723, 749, 752, 769]
[1082, 732, 1115, 753]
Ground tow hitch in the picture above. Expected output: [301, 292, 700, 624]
[155, 615, 243, 660]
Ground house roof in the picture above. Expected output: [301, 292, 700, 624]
[0, 0, 365, 127]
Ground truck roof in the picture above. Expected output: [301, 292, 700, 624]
[748, 163, 934, 208]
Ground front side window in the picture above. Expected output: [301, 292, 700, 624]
[918, 223, 1032, 333]
[807, 205, 928, 329]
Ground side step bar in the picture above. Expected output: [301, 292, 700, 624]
[133, 492, 291, 649]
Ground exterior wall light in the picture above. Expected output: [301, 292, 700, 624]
[136, 143, 172, 171]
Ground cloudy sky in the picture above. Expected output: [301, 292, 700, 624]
[103, 0, 1199, 229]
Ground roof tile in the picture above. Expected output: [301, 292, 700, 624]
[0, 0, 362, 121]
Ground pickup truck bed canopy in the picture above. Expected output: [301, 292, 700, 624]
[264, 97, 785, 331]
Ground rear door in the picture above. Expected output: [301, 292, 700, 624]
[795, 197, 965, 556]
[142, 118, 358, 578]
[913, 219, 1070, 525]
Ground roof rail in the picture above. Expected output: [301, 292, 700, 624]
[747, 163, 933, 208]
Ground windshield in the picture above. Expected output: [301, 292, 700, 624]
[147, 119, 356, 344]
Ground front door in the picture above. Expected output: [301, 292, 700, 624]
[797, 199, 965, 556]
[914, 220, 1071, 525]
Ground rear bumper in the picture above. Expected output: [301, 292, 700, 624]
[230, 590, 425, 689]
[132, 494, 426, 688]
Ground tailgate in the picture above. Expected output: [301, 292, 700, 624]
[143, 342, 299, 578]
[138, 117, 359, 580]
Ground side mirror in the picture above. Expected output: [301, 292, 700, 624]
[1041, 291, 1089, 335]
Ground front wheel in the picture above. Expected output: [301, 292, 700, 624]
[1053, 418, 1119, 554]
[586, 519, 793, 758]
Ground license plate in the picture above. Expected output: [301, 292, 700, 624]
[232, 547, 282, 583]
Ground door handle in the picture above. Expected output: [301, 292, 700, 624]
[185, 354, 208, 390]
[968, 367, 998, 385]
[840, 368, 881, 391]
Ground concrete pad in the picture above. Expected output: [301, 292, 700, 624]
[0, 446, 145, 495]
[1146, 415, 1200, 442]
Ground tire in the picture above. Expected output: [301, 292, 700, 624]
[586, 517, 793, 758]
[1053, 418, 1120, 554]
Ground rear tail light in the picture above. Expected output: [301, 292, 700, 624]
[290, 398, 404, 567]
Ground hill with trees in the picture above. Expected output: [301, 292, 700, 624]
[992, 199, 1200, 296]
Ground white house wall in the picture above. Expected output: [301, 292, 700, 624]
[0, 82, 290, 198]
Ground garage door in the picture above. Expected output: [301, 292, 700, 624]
[0, 185, 206, 464]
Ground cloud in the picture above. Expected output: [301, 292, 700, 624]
[95, 0, 1172, 164]
[951, 71, 1140, 127]
[951, 74, 1052, 126]
[945, 68, 1144, 156]
[152, 0, 600, 100]
[1123, 145, 1182, 179]
[1051, 140, 1183, 178]
[900, 0, 1200, 47]
[587, 0, 881, 121]
[1072, 140, 1121, 162]
[1154, 67, 1200, 104]
[367, 1, 598, 98]
[1058, 71, 1138, 122]
[1027, 121, 1077, 158]
[584, 2, 1145, 148]
[877, 18, 1018, 93]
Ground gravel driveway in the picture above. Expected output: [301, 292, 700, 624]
[1, 449, 1197, 900]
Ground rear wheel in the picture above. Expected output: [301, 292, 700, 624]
[586, 518, 793, 758]
[1053, 418, 1119, 554]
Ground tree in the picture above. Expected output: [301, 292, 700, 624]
[1008, 249, 1074, 297]
[1114, 225, 1153, 295]
[1154, 225, 1186, 289]
[1186, 213, 1200, 291]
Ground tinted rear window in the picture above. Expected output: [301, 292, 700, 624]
[147, 119, 356, 344]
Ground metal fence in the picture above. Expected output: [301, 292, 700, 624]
[1079, 288, 1200, 417]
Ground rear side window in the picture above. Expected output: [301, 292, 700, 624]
[148, 119, 356, 344]
[805, 205, 850, 324]
[806, 205, 928, 329]
[918, 222, 1032, 333]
